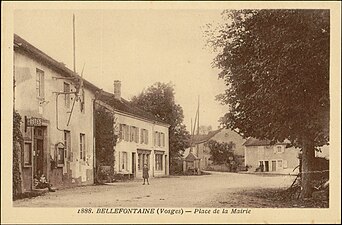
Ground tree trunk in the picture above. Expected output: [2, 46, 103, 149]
[300, 140, 315, 199]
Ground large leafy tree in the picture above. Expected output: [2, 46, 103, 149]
[131, 82, 191, 174]
[206, 9, 329, 198]
[95, 106, 117, 182]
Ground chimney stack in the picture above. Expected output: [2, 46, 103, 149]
[113, 80, 121, 100]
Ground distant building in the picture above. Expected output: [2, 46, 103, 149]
[97, 82, 170, 179]
[243, 138, 300, 173]
[183, 128, 246, 171]
[14, 34, 100, 191]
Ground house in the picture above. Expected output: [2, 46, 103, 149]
[183, 128, 246, 171]
[243, 137, 300, 173]
[96, 81, 170, 179]
[14, 34, 100, 191]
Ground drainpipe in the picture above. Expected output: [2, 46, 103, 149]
[92, 94, 97, 184]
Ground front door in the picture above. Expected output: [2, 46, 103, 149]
[34, 127, 45, 177]
[132, 153, 136, 177]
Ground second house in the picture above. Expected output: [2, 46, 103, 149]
[97, 81, 170, 179]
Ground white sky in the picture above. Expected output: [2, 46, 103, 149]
[14, 9, 228, 131]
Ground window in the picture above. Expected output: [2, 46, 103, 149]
[64, 82, 71, 108]
[57, 147, 65, 165]
[145, 130, 149, 144]
[161, 133, 165, 147]
[64, 130, 71, 160]
[154, 131, 157, 146]
[121, 152, 128, 170]
[140, 129, 149, 145]
[277, 146, 282, 153]
[155, 154, 163, 171]
[119, 124, 130, 141]
[274, 145, 284, 154]
[36, 69, 45, 99]
[80, 133, 85, 161]
[24, 142, 32, 166]
[130, 126, 139, 143]
[277, 160, 283, 168]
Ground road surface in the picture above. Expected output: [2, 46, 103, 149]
[13, 171, 295, 207]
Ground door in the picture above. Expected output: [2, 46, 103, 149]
[132, 153, 136, 177]
[264, 161, 269, 172]
[34, 127, 45, 176]
[271, 160, 277, 171]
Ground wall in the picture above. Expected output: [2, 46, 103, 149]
[14, 51, 95, 190]
[211, 129, 246, 156]
[188, 129, 246, 171]
[114, 111, 169, 178]
[244, 145, 300, 172]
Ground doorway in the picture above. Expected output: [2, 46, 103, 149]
[34, 127, 45, 177]
[264, 161, 269, 172]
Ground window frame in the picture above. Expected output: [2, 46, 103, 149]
[36, 68, 45, 99]
[63, 82, 71, 108]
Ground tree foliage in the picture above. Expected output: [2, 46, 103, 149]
[206, 9, 329, 198]
[13, 111, 24, 196]
[206, 140, 234, 164]
[95, 106, 117, 171]
[131, 82, 191, 174]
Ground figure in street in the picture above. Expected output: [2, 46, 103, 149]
[143, 164, 149, 185]
[34, 173, 55, 192]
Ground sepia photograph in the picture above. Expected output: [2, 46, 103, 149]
[1, 1, 341, 224]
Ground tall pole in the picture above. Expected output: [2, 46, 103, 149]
[73, 14, 76, 73]
[196, 96, 200, 157]
[197, 95, 200, 135]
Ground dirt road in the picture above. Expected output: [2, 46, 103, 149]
[13, 172, 295, 207]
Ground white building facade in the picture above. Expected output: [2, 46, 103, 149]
[14, 34, 99, 191]
[97, 83, 170, 179]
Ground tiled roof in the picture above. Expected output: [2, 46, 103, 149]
[14, 34, 169, 126]
[14, 34, 100, 92]
[191, 128, 223, 145]
[98, 91, 169, 126]
[243, 137, 288, 146]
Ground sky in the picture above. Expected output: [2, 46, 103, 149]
[14, 9, 229, 131]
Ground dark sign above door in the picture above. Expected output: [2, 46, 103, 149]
[25, 116, 42, 132]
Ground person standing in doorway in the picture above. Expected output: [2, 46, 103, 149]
[143, 164, 149, 185]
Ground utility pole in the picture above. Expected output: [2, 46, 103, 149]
[73, 14, 76, 73]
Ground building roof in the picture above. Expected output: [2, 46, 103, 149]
[98, 91, 169, 126]
[184, 152, 199, 162]
[191, 128, 223, 145]
[243, 137, 288, 146]
[13, 34, 101, 93]
[14, 34, 169, 127]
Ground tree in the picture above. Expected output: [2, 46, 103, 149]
[131, 82, 191, 174]
[95, 105, 118, 182]
[205, 9, 329, 198]
[206, 140, 239, 171]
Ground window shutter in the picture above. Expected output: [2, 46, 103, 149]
[273, 146, 277, 154]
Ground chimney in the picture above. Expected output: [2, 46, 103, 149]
[113, 80, 121, 100]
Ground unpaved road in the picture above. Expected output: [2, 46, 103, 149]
[13, 172, 295, 207]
